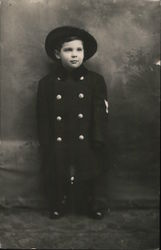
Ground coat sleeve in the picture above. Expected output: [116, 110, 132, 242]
[36, 78, 51, 154]
[92, 75, 109, 149]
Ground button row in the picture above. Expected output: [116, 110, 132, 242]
[57, 76, 84, 81]
[56, 113, 84, 121]
[56, 93, 84, 100]
[56, 134, 85, 142]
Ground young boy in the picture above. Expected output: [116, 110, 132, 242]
[37, 26, 109, 219]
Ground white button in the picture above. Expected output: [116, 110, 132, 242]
[57, 137, 62, 142]
[57, 77, 61, 80]
[79, 135, 84, 140]
[78, 93, 84, 99]
[57, 116, 62, 121]
[71, 176, 74, 181]
[56, 94, 62, 100]
[71, 176, 75, 184]
[78, 113, 83, 119]
[80, 76, 84, 80]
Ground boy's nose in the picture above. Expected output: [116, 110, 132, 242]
[71, 51, 77, 57]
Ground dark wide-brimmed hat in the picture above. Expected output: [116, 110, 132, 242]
[45, 26, 97, 61]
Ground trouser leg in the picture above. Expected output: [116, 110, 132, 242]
[72, 180, 92, 214]
[88, 174, 107, 212]
[65, 176, 107, 214]
[44, 172, 67, 212]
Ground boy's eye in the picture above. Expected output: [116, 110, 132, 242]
[63, 48, 72, 52]
[63, 47, 83, 52]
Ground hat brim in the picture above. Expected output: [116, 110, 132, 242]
[45, 26, 97, 61]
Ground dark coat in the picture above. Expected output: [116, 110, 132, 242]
[37, 64, 108, 183]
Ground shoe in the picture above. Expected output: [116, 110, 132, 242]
[49, 210, 62, 219]
[89, 210, 105, 219]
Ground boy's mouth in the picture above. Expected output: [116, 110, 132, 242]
[70, 60, 79, 64]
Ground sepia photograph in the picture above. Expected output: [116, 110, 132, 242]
[0, 0, 160, 249]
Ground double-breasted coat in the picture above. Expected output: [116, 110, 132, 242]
[37, 64, 108, 188]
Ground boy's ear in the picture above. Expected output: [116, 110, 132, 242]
[54, 49, 61, 59]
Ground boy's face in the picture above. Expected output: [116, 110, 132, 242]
[55, 40, 84, 70]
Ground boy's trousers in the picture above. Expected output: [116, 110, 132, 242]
[43, 173, 107, 213]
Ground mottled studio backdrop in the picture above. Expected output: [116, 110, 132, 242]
[0, 0, 160, 208]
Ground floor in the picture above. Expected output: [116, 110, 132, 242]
[0, 208, 159, 250]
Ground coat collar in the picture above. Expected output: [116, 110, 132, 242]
[52, 63, 88, 81]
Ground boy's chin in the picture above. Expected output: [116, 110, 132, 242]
[71, 65, 81, 69]
[67, 65, 82, 70]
